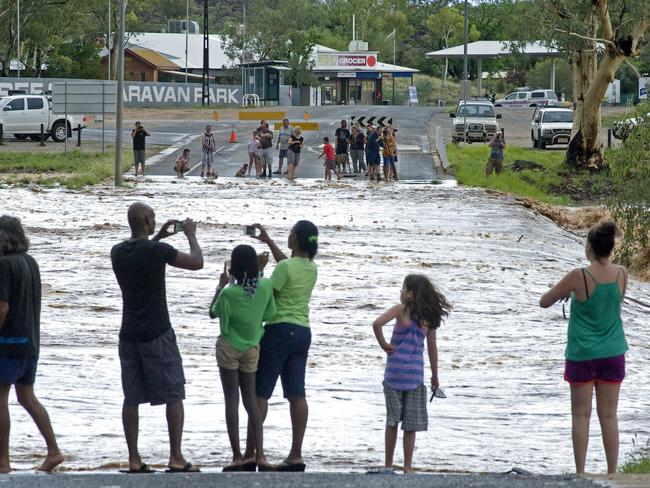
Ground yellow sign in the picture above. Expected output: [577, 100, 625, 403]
[274, 122, 319, 131]
[239, 111, 286, 121]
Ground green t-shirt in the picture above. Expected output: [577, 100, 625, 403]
[268, 257, 317, 328]
[211, 278, 276, 352]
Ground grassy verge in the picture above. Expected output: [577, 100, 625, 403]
[447, 144, 571, 205]
[621, 440, 650, 473]
[0, 147, 163, 190]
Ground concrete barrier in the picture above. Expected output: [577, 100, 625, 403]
[239, 111, 286, 121]
[274, 122, 320, 131]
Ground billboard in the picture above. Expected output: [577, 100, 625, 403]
[0, 78, 243, 107]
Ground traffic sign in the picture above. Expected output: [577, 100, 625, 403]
[350, 115, 394, 128]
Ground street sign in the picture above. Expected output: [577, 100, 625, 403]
[408, 86, 419, 106]
[350, 115, 394, 128]
[52, 81, 117, 114]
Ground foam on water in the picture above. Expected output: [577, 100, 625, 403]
[2, 177, 648, 474]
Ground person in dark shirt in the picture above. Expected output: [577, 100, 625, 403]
[0, 216, 63, 473]
[131, 122, 150, 177]
[334, 120, 351, 174]
[111, 202, 203, 473]
[365, 124, 383, 181]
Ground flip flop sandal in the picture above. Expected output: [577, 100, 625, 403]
[222, 464, 244, 472]
[119, 463, 156, 474]
[242, 461, 257, 472]
[257, 463, 277, 472]
[165, 463, 200, 473]
[276, 461, 306, 472]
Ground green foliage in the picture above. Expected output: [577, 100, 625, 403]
[526, 58, 571, 97]
[447, 144, 570, 205]
[607, 102, 650, 265]
[620, 436, 650, 473]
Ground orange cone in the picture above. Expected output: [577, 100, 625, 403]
[229, 125, 238, 143]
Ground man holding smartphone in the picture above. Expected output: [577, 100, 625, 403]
[111, 203, 203, 473]
[131, 122, 150, 177]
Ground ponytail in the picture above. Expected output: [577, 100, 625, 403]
[292, 220, 319, 260]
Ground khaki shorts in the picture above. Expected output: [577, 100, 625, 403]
[336, 153, 349, 165]
[216, 336, 260, 373]
[486, 158, 503, 175]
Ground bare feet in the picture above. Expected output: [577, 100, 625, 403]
[403, 466, 415, 474]
[37, 451, 64, 473]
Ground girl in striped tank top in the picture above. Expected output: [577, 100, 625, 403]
[373, 274, 451, 473]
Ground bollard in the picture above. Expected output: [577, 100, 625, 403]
[607, 128, 612, 148]
[501, 128, 505, 138]
[0, 123, 4, 145]
[40, 124, 45, 146]
[77, 124, 82, 147]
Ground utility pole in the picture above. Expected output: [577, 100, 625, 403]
[462, 0, 469, 143]
[17, 0, 20, 78]
[115, 0, 126, 187]
[392, 29, 396, 105]
[202, 0, 209, 106]
[108, 0, 111, 80]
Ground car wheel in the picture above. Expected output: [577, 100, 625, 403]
[28, 135, 42, 141]
[13, 134, 28, 140]
[50, 121, 68, 142]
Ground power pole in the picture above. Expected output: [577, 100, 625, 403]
[202, 0, 209, 106]
[115, 0, 126, 187]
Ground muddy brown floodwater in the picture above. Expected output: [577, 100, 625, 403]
[2, 177, 648, 474]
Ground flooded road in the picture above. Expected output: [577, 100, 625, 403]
[2, 177, 649, 474]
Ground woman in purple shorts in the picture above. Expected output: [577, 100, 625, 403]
[540, 222, 628, 475]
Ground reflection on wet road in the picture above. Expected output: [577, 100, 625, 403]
[2, 177, 649, 474]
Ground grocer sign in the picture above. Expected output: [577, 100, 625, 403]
[0, 78, 242, 106]
[316, 53, 378, 68]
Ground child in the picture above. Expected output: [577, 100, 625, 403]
[209, 245, 275, 472]
[174, 148, 191, 178]
[318, 136, 341, 181]
[248, 131, 258, 176]
[372, 274, 451, 473]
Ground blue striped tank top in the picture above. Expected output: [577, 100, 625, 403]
[384, 319, 426, 391]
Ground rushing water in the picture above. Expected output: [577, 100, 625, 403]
[1, 177, 649, 474]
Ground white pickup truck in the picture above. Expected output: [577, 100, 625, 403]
[0, 94, 85, 142]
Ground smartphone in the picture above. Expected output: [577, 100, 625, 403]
[245, 225, 257, 237]
[224, 261, 231, 273]
[174, 221, 183, 233]
[429, 387, 447, 402]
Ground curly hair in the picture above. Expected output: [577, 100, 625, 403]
[0, 215, 30, 256]
[403, 274, 451, 329]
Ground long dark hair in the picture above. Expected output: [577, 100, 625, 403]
[230, 245, 259, 297]
[587, 221, 617, 258]
[292, 220, 318, 260]
[403, 274, 451, 329]
[0, 215, 30, 256]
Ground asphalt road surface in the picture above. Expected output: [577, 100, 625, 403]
[0, 472, 602, 488]
[82, 105, 442, 181]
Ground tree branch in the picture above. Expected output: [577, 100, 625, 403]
[594, 0, 614, 41]
[553, 27, 615, 47]
[630, 16, 650, 56]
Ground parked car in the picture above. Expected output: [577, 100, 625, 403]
[0, 94, 85, 142]
[450, 100, 502, 143]
[531, 107, 573, 149]
[612, 111, 650, 141]
[495, 89, 558, 108]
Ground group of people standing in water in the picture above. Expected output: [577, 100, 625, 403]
[0, 208, 630, 476]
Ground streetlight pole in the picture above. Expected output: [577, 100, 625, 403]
[185, 0, 188, 84]
[392, 29, 396, 105]
[462, 0, 469, 143]
[115, 0, 126, 187]
[17, 0, 20, 78]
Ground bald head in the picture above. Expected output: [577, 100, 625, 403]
[127, 202, 155, 235]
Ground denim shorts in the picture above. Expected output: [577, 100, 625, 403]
[564, 354, 625, 385]
[0, 355, 38, 385]
[119, 328, 186, 406]
[279, 149, 289, 159]
[383, 155, 395, 166]
[256, 323, 312, 399]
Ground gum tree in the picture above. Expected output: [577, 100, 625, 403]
[532, 0, 650, 169]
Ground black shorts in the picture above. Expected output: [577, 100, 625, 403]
[119, 328, 186, 406]
[256, 323, 311, 399]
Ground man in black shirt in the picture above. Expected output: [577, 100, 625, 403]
[334, 119, 351, 174]
[131, 122, 150, 177]
[111, 202, 203, 473]
[0, 216, 63, 473]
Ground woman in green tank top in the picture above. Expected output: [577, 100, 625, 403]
[540, 222, 628, 475]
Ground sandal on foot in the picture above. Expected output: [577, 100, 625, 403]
[276, 461, 306, 472]
[119, 463, 156, 474]
[165, 463, 200, 473]
[242, 461, 257, 472]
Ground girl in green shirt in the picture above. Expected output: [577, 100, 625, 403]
[540, 222, 628, 475]
[210, 245, 276, 472]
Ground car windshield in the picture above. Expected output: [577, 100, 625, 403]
[457, 104, 496, 118]
[542, 111, 573, 123]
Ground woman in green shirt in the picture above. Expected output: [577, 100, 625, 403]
[244, 220, 318, 472]
[210, 245, 276, 472]
[540, 222, 628, 475]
